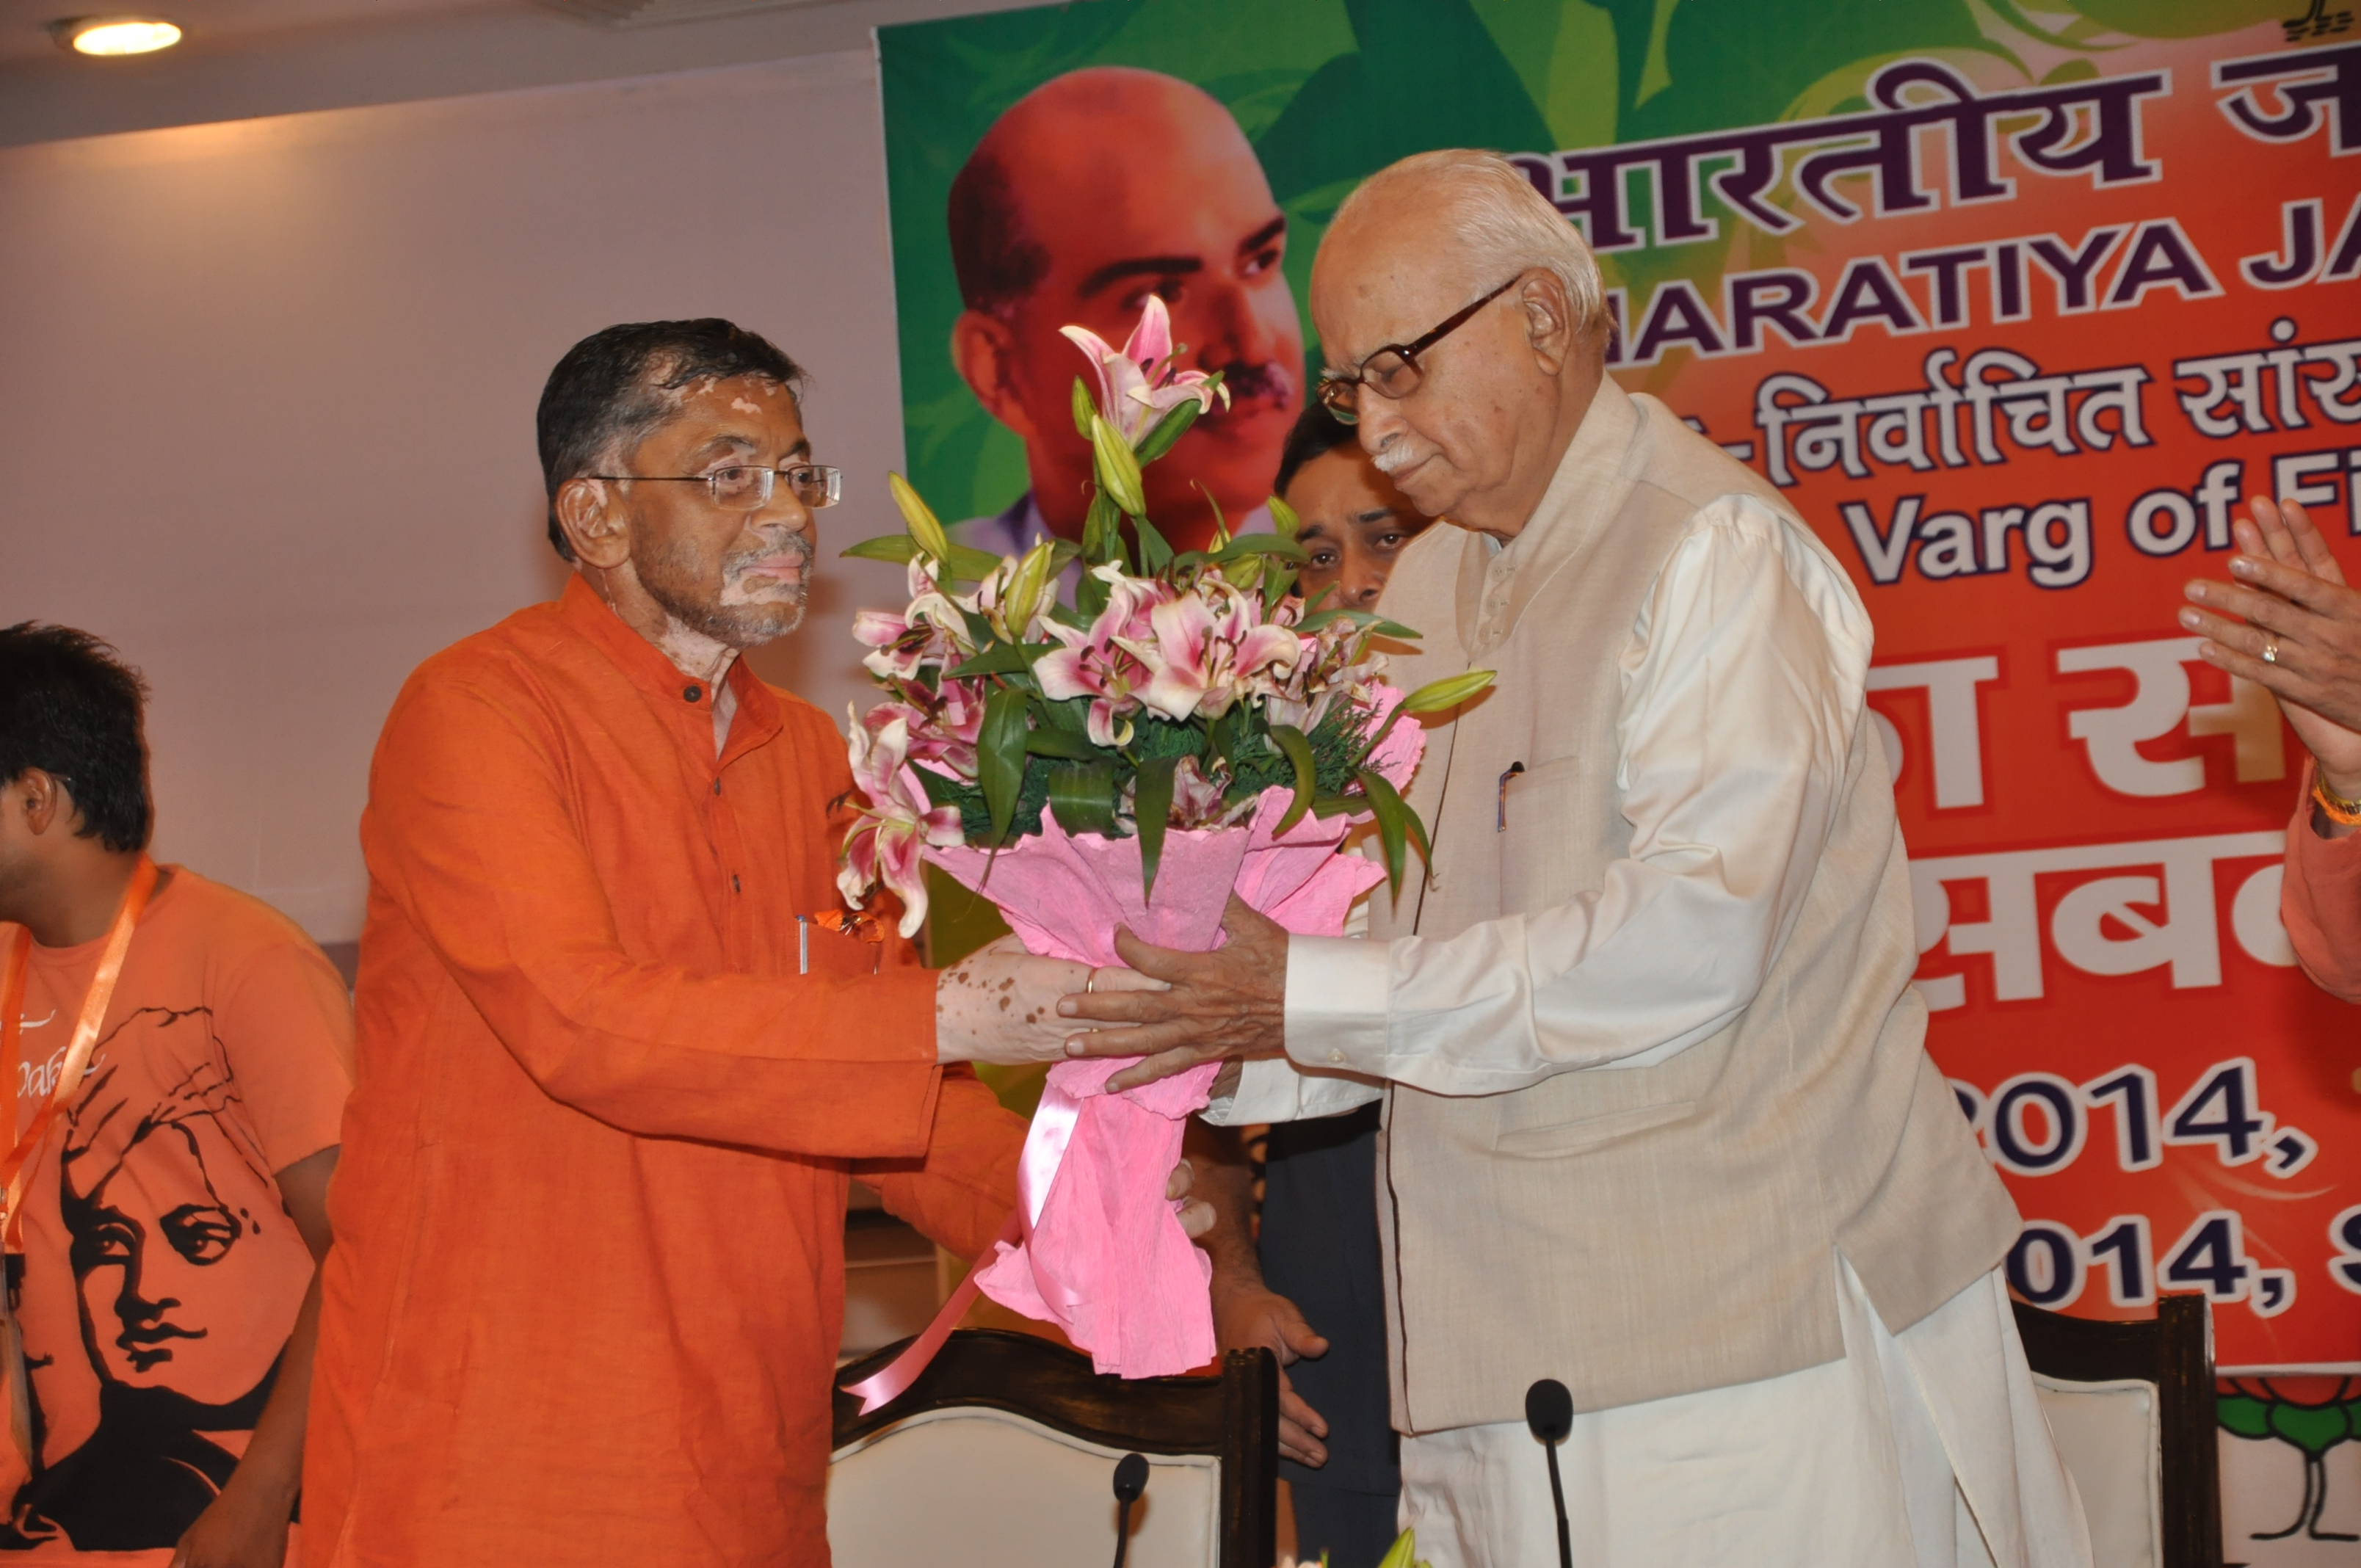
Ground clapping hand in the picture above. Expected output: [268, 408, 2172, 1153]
[2180, 498, 2361, 805]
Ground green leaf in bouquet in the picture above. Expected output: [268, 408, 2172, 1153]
[1205, 704, 1241, 767]
[839, 534, 919, 565]
[1132, 511, 1174, 574]
[1131, 394, 1202, 465]
[979, 686, 1030, 845]
[1213, 535, 1308, 565]
[945, 642, 1042, 679]
[1357, 766, 1430, 894]
[1269, 723, 1317, 835]
[1133, 755, 1177, 901]
[1266, 494, 1302, 540]
[941, 542, 1008, 584]
[1288, 606, 1365, 634]
[1263, 559, 1298, 617]
[888, 472, 952, 562]
[1203, 488, 1230, 551]
[1289, 606, 1413, 638]
[1047, 760, 1119, 837]
[1400, 669, 1496, 714]
[1082, 491, 1123, 570]
[1374, 1528, 1426, 1568]
[1034, 692, 1092, 736]
[913, 765, 969, 813]
[1089, 414, 1148, 518]
[1070, 376, 1096, 441]
[1023, 727, 1098, 761]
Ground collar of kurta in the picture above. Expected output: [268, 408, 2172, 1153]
[1455, 374, 1650, 658]
[556, 571, 786, 771]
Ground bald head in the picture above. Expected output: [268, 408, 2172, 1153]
[951, 70, 1247, 317]
[1310, 150, 1606, 540]
[948, 68, 1302, 550]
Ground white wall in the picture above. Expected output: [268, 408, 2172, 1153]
[0, 52, 917, 940]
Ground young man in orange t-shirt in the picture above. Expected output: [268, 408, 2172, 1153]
[0, 623, 354, 1567]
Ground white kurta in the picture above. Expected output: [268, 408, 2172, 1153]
[1208, 500, 2090, 1568]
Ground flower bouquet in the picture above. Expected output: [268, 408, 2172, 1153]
[836, 298, 1488, 1387]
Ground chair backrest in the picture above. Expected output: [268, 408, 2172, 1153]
[829, 1329, 1277, 1568]
[2012, 1294, 2222, 1568]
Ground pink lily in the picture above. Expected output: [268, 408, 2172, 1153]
[1034, 567, 1172, 745]
[1141, 580, 1303, 723]
[856, 558, 981, 683]
[839, 711, 965, 937]
[1168, 755, 1255, 830]
[904, 677, 987, 780]
[1061, 294, 1232, 446]
[1262, 602, 1385, 733]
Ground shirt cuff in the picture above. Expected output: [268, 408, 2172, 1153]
[1200, 1056, 1384, 1125]
[1285, 932, 1393, 1078]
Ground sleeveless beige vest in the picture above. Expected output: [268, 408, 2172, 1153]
[1363, 379, 2017, 1434]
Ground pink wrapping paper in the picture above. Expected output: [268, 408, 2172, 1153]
[924, 703, 1423, 1378]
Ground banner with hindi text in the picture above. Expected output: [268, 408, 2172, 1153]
[879, 2, 2361, 1553]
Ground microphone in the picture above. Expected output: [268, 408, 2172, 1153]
[1111, 1451, 1149, 1568]
[1525, 1379, 1573, 1568]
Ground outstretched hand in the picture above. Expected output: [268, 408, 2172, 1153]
[935, 934, 1161, 1067]
[2181, 497, 2361, 792]
[1055, 894, 1289, 1092]
[1214, 1282, 1333, 1466]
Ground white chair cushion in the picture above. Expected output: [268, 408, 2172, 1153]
[2029, 1373, 2162, 1568]
[829, 1407, 1220, 1568]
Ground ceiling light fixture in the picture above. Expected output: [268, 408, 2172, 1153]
[50, 15, 183, 56]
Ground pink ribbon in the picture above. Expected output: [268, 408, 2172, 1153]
[842, 1079, 1086, 1415]
[841, 1209, 1023, 1415]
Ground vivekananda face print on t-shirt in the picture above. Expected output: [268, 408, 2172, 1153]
[1, 1007, 316, 1554]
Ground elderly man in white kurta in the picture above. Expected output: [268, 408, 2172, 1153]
[1057, 150, 2092, 1568]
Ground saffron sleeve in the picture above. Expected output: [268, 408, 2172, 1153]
[2282, 758, 2361, 1004]
[362, 675, 943, 1157]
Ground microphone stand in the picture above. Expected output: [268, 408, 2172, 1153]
[1525, 1379, 1574, 1568]
[1111, 1451, 1148, 1568]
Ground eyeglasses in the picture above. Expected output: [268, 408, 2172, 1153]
[589, 463, 842, 512]
[1316, 275, 1523, 424]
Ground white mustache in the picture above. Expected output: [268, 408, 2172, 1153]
[1371, 440, 1423, 475]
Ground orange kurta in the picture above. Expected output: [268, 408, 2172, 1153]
[304, 576, 1021, 1567]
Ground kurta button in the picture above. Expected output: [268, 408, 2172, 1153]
[1327, 1048, 1345, 1064]
[683, 684, 703, 703]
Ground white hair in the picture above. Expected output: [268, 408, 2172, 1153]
[1333, 148, 1608, 349]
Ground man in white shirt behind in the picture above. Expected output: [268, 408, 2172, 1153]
[1056, 150, 2092, 1568]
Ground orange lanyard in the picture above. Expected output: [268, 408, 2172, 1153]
[0, 855, 156, 1255]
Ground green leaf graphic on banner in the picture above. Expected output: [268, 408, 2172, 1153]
[1254, 0, 1554, 206]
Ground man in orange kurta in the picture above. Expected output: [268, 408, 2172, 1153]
[304, 321, 1121, 1566]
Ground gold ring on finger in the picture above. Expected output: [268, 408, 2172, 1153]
[1085, 968, 1098, 994]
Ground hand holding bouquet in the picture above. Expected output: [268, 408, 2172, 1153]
[838, 297, 1487, 1380]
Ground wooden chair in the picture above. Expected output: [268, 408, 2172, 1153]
[829, 1329, 1277, 1568]
[2012, 1293, 2222, 1568]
